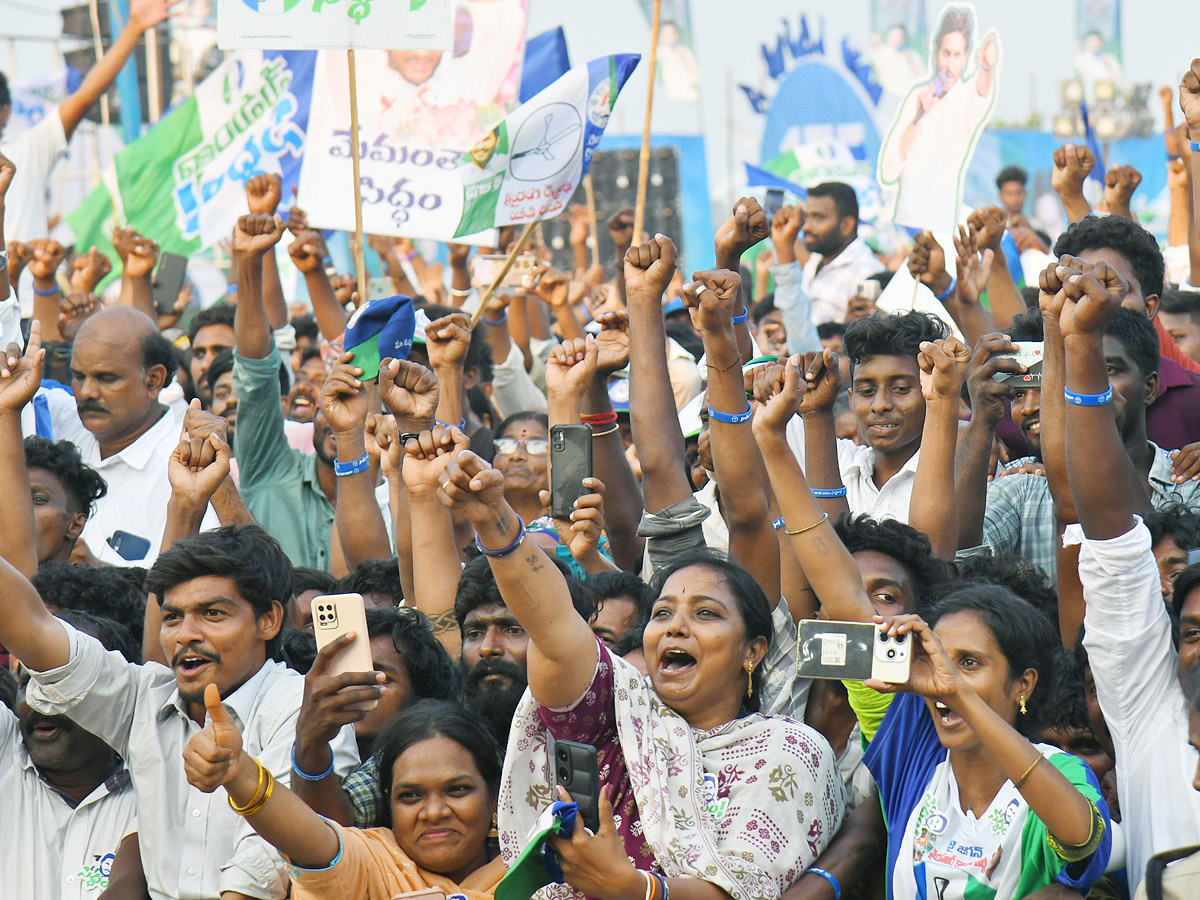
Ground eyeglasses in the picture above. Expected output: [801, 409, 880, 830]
[493, 437, 548, 456]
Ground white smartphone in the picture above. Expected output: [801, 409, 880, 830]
[797, 619, 912, 684]
[311, 592, 377, 708]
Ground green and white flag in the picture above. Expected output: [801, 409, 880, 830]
[67, 49, 316, 278]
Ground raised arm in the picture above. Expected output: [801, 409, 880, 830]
[954, 334, 1024, 548]
[1057, 259, 1147, 539]
[682, 269, 781, 602]
[0, 153, 13, 303]
[1178, 63, 1200, 283]
[323, 354, 391, 567]
[753, 356, 875, 622]
[0, 322, 70, 669]
[533, 267, 586, 342]
[966, 206, 1024, 329]
[1051, 145, 1096, 226]
[947, 225, 998, 348]
[907, 337, 970, 559]
[770, 204, 821, 355]
[439, 450, 597, 710]
[713, 198, 769, 363]
[424, 314, 471, 430]
[582, 309, 644, 570]
[246, 175, 289, 330]
[625, 236, 692, 514]
[120, 233, 159, 321]
[58, 0, 182, 140]
[234, 214, 287, 359]
[27, 240, 67, 341]
[796, 351, 851, 519]
[288, 230, 348, 341]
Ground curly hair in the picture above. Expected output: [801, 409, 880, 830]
[337, 558, 404, 606]
[33, 562, 147, 647]
[367, 607, 462, 701]
[842, 311, 949, 371]
[24, 436, 107, 517]
[834, 514, 948, 612]
[1053, 215, 1164, 302]
[950, 553, 1058, 621]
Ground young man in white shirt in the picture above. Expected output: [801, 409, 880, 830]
[797, 309, 950, 524]
[1055, 255, 1200, 894]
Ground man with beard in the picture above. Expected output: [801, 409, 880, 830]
[786, 183, 885, 327]
[230, 213, 340, 569]
[4, 609, 140, 899]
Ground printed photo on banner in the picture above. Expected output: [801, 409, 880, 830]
[298, 0, 528, 239]
[1074, 0, 1122, 105]
[869, 0, 926, 106]
[217, 0, 455, 51]
[637, 0, 699, 104]
[877, 2, 1000, 236]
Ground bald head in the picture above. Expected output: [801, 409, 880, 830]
[71, 308, 176, 450]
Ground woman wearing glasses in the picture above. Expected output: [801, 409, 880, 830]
[490, 412, 552, 524]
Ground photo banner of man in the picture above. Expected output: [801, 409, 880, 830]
[1074, 0, 1122, 104]
[298, 0, 529, 240]
[217, 0, 454, 51]
[870, 0, 927, 115]
[636, 0, 700, 105]
[877, 2, 1000, 236]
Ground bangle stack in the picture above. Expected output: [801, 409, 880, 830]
[582, 411, 619, 437]
[640, 871, 669, 900]
[228, 758, 275, 817]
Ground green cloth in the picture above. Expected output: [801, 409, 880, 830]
[233, 345, 333, 570]
[844, 678, 895, 743]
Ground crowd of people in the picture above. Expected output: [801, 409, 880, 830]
[4, 4, 1200, 900]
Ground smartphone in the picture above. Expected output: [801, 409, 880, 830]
[854, 279, 882, 302]
[106, 530, 152, 562]
[554, 739, 600, 833]
[796, 620, 912, 684]
[764, 188, 785, 218]
[550, 424, 593, 520]
[992, 341, 1044, 387]
[471, 253, 538, 290]
[153, 253, 188, 316]
[311, 593, 377, 708]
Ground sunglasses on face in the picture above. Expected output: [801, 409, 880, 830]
[493, 438, 548, 456]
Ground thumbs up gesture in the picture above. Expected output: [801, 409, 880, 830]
[183, 683, 245, 793]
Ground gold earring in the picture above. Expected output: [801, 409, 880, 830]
[1019, 696, 1027, 716]
[745, 663, 754, 699]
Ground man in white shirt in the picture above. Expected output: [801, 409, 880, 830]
[1, 0, 181, 312]
[5, 609, 139, 900]
[786, 182, 885, 327]
[45, 307, 217, 565]
[1057, 256, 1200, 893]
[794, 309, 950, 524]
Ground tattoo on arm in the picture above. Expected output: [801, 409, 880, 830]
[426, 608, 459, 635]
[525, 553, 544, 573]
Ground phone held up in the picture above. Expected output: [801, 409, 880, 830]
[311, 592, 378, 710]
[796, 620, 912, 684]
[549, 424, 593, 520]
[554, 739, 600, 833]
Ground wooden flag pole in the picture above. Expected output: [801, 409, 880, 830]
[87, 0, 111, 129]
[583, 173, 600, 270]
[146, 26, 162, 122]
[631, 0, 661, 242]
[469, 220, 537, 328]
[348, 49, 369, 308]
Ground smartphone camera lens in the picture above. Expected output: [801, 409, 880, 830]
[895, 633, 907, 644]
[887, 648, 896, 659]
[879, 632, 890, 643]
[558, 767, 570, 782]
[556, 747, 568, 761]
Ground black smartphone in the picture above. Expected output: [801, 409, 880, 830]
[107, 530, 152, 562]
[550, 424, 593, 520]
[153, 253, 189, 316]
[764, 187, 785, 218]
[554, 739, 600, 833]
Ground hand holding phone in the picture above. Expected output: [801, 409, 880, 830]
[311, 593, 377, 709]
[550, 425, 593, 520]
[554, 739, 600, 833]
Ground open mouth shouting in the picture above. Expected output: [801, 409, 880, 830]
[658, 647, 698, 677]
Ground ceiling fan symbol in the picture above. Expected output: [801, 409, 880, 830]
[512, 114, 582, 165]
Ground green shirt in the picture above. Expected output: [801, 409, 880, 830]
[233, 346, 333, 570]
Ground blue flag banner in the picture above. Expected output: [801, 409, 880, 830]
[520, 28, 571, 103]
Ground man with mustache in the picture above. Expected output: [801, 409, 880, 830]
[26, 309, 217, 566]
[3, 609, 140, 900]
[230, 213, 341, 569]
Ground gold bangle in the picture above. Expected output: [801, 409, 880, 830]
[232, 768, 275, 817]
[227, 758, 266, 814]
[784, 512, 829, 536]
[590, 425, 619, 437]
[1015, 754, 1043, 789]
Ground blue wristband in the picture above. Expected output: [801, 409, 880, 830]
[333, 454, 370, 477]
[475, 518, 526, 558]
[1063, 385, 1113, 406]
[772, 516, 785, 531]
[482, 311, 508, 325]
[652, 872, 669, 900]
[935, 277, 957, 302]
[708, 406, 753, 424]
[1191, 141, 1200, 154]
[731, 308, 748, 325]
[291, 743, 334, 781]
[807, 867, 840, 900]
[32, 284, 60, 296]
[436, 417, 466, 430]
[811, 487, 848, 499]
[226, 282, 238, 295]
